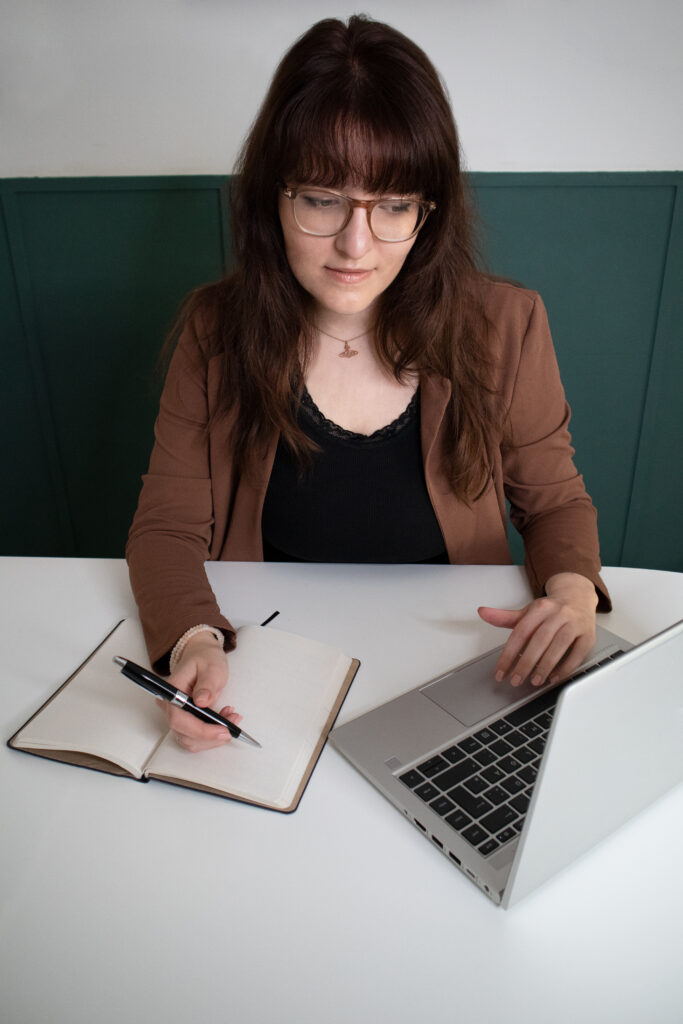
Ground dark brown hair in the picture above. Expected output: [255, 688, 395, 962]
[179, 15, 499, 500]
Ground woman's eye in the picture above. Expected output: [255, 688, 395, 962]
[301, 194, 341, 209]
[380, 201, 416, 215]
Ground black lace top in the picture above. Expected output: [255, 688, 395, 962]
[261, 388, 448, 563]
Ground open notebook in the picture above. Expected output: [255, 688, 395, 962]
[9, 617, 359, 812]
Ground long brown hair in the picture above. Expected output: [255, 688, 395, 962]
[178, 15, 499, 500]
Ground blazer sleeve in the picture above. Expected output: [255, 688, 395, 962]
[501, 293, 611, 610]
[126, 316, 237, 672]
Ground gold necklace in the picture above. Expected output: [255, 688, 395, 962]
[315, 325, 369, 359]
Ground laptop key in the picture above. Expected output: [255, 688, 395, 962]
[430, 795, 456, 816]
[415, 781, 440, 801]
[489, 719, 512, 736]
[489, 738, 513, 757]
[496, 826, 517, 845]
[518, 765, 538, 785]
[432, 758, 479, 790]
[481, 764, 505, 784]
[417, 754, 450, 777]
[473, 727, 497, 745]
[459, 736, 482, 755]
[480, 804, 517, 834]
[501, 775, 525, 795]
[441, 745, 466, 765]
[447, 786, 494, 819]
[464, 774, 488, 795]
[483, 785, 509, 806]
[445, 808, 472, 831]
[462, 824, 488, 846]
[510, 792, 531, 814]
[399, 769, 424, 788]
[520, 720, 543, 738]
[528, 736, 547, 756]
[479, 838, 499, 856]
[514, 746, 536, 764]
[472, 748, 496, 767]
[498, 755, 523, 774]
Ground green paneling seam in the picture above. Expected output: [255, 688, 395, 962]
[618, 183, 678, 564]
[621, 183, 683, 568]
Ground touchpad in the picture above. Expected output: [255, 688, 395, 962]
[421, 647, 536, 726]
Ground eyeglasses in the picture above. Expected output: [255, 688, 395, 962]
[281, 186, 436, 242]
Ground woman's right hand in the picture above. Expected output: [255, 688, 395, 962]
[157, 633, 241, 752]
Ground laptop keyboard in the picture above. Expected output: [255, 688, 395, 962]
[398, 653, 623, 858]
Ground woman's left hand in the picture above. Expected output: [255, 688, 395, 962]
[477, 572, 599, 688]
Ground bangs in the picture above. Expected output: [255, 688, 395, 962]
[279, 99, 439, 199]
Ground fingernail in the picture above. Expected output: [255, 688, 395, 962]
[531, 674, 542, 687]
[495, 671, 504, 683]
[511, 674, 522, 687]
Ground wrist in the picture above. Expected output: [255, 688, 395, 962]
[169, 625, 224, 673]
[545, 572, 598, 607]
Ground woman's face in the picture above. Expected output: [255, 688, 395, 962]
[278, 184, 419, 326]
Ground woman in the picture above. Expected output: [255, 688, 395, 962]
[127, 15, 609, 752]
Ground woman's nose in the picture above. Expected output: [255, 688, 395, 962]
[334, 206, 373, 259]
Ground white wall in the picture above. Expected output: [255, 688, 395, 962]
[1, 0, 681, 176]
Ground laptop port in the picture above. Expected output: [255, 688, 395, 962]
[449, 852, 461, 866]
[431, 836, 443, 848]
[414, 819, 427, 832]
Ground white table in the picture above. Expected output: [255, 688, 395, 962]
[1, 559, 682, 1024]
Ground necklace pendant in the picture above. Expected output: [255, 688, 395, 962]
[339, 340, 359, 358]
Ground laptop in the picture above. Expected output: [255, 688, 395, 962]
[330, 620, 683, 907]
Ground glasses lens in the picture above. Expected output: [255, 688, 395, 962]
[290, 190, 426, 241]
[371, 200, 422, 241]
[292, 190, 348, 236]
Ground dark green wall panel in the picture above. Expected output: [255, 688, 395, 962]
[9, 181, 225, 556]
[1, 195, 73, 553]
[474, 178, 676, 567]
[1, 174, 681, 570]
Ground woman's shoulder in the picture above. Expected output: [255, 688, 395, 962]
[172, 278, 236, 359]
[463, 274, 557, 379]
[472, 273, 543, 326]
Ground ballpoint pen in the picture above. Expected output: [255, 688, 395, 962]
[112, 656, 262, 748]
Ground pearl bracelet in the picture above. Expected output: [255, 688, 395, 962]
[169, 624, 224, 674]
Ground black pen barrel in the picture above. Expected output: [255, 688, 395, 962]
[118, 661, 175, 699]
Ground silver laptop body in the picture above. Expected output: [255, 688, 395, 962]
[330, 621, 683, 907]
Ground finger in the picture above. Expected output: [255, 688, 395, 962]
[175, 708, 243, 752]
[173, 659, 228, 707]
[477, 606, 526, 629]
[507, 610, 583, 685]
[218, 706, 243, 725]
[174, 730, 232, 753]
[493, 603, 552, 680]
[548, 632, 596, 683]
[167, 704, 231, 744]
[524, 624, 579, 687]
[169, 699, 243, 747]
[191, 666, 226, 707]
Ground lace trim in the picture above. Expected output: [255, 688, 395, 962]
[300, 387, 419, 442]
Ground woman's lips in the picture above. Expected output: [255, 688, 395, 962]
[324, 266, 373, 284]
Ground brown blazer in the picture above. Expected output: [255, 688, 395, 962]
[127, 278, 609, 670]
